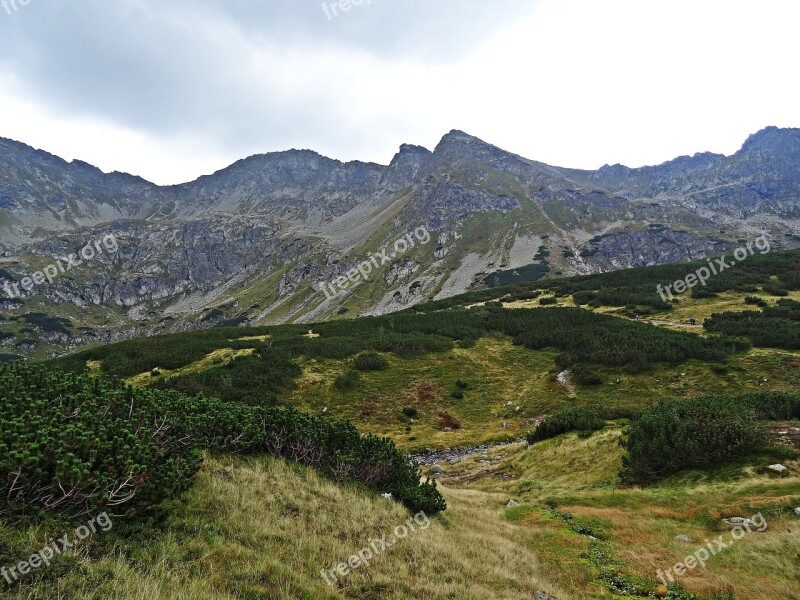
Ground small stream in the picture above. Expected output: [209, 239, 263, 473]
[411, 438, 526, 466]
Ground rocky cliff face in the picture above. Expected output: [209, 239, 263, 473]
[0, 127, 798, 357]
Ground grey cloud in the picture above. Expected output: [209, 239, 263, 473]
[0, 0, 538, 172]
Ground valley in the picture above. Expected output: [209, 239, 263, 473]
[2, 251, 798, 599]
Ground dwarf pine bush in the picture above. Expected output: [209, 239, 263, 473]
[527, 407, 605, 443]
[0, 364, 446, 520]
[620, 396, 778, 483]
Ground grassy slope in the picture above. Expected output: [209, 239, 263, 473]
[285, 337, 800, 451]
[7, 436, 796, 600]
[121, 333, 800, 452]
[423, 428, 800, 599]
[5, 454, 571, 600]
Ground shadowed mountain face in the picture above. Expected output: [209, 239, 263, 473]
[0, 127, 798, 356]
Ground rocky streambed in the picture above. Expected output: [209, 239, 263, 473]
[411, 438, 526, 467]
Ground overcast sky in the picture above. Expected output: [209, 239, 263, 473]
[0, 0, 797, 185]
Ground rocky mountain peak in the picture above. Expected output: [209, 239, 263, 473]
[739, 126, 800, 154]
[434, 130, 495, 154]
[386, 144, 432, 190]
[395, 143, 431, 158]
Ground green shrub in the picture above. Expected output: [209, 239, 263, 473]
[402, 407, 418, 418]
[744, 296, 767, 307]
[527, 407, 605, 443]
[393, 481, 447, 515]
[705, 309, 800, 350]
[763, 283, 789, 297]
[255, 406, 446, 514]
[0, 364, 204, 519]
[692, 288, 717, 299]
[510, 308, 741, 368]
[572, 364, 603, 386]
[334, 370, 360, 389]
[620, 397, 772, 483]
[152, 348, 300, 405]
[572, 291, 596, 305]
[354, 351, 389, 372]
[0, 364, 447, 519]
[539, 297, 558, 306]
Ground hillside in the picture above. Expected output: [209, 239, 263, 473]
[2, 433, 797, 599]
[1, 249, 799, 599]
[41, 248, 800, 448]
[1, 128, 799, 359]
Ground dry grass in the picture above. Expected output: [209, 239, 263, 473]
[125, 347, 255, 387]
[9, 455, 582, 600]
[5, 431, 798, 599]
[454, 426, 800, 600]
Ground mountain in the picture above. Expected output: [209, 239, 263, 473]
[0, 127, 799, 357]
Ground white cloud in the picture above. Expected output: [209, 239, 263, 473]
[0, 0, 796, 184]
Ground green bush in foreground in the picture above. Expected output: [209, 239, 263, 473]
[0, 364, 446, 520]
[0, 365, 203, 519]
[527, 407, 605, 444]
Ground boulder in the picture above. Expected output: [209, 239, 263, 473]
[723, 517, 756, 527]
[767, 464, 788, 473]
[506, 499, 519, 508]
[675, 534, 692, 542]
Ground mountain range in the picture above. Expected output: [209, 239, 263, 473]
[1, 126, 799, 357]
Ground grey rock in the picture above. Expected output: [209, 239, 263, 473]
[767, 464, 788, 473]
[724, 517, 756, 527]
